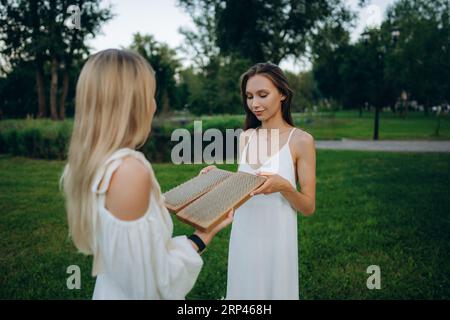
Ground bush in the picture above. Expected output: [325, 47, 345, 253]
[0, 116, 248, 162]
[0, 119, 71, 159]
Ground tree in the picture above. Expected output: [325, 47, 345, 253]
[58, 0, 113, 119]
[285, 70, 320, 112]
[312, 0, 450, 118]
[176, 54, 251, 115]
[177, 66, 206, 115]
[177, 0, 220, 70]
[0, 0, 49, 118]
[0, 61, 37, 118]
[178, 0, 355, 65]
[383, 0, 450, 115]
[0, 0, 113, 119]
[130, 33, 182, 115]
[311, 23, 357, 109]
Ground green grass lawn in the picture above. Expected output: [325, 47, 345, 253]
[0, 151, 449, 299]
[294, 110, 450, 140]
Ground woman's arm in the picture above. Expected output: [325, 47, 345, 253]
[282, 132, 316, 215]
[251, 131, 316, 216]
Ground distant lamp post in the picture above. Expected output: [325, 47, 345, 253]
[363, 26, 402, 140]
[361, 29, 383, 140]
[400, 90, 408, 118]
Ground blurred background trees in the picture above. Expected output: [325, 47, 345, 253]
[312, 0, 450, 116]
[0, 0, 448, 119]
[0, 0, 113, 119]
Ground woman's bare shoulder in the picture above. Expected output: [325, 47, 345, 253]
[292, 127, 314, 143]
[105, 156, 152, 221]
[291, 128, 315, 157]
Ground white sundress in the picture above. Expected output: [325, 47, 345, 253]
[226, 127, 299, 300]
[90, 147, 203, 300]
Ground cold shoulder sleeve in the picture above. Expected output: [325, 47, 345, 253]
[91, 148, 203, 299]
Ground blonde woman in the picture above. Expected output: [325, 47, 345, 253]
[60, 49, 233, 300]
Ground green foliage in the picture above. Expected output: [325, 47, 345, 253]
[313, 0, 450, 112]
[0, 117, 245, 161]
[1, 113, 450, 163]
[180, 55, 251, 115]
[286, 70, 321, 112]
[176, 0, 357, 116]
[1, 0, 449, 120]
[0, 61, 37, 118]
[383, 0, 450, 108]
[0, 0, 113, 119]
[0, 119, 71, 159]
[178, 0, 354, 64]
[130, 33, 183, 114]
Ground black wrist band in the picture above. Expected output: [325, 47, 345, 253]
[188, 234, 206, 253]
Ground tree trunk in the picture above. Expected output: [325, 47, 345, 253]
[50, 57, 59, 120]
[31, 1, 46, 118]
[373, 105, 380, 140]
[36, 61, 46, 118]
[59, 67, 69, 120]
[435, 114, 441, 136]
[404, 97, 408, 118]
[162, 92, 170, 116]
[60, 28, 77, 121]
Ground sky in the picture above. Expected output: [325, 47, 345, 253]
[87, 0, 396, 73]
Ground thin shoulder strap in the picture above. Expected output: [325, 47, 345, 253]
[92, 148, 137, 194]
[242, 127, 259, 153]
[247, 127, 259, 145]
[93, 148, 167, 205]
[287, 127, 297, 144]
[239, 127, 259, 163]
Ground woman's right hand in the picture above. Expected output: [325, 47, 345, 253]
[198, 165, 217, 176]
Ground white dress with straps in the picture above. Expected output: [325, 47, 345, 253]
[226, 128, 299, 299]
[90, 148, 203, 299]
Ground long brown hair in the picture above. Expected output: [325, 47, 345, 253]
[240, 62, 294, 130]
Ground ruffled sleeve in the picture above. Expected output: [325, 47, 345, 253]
[91, 148, 203, 299]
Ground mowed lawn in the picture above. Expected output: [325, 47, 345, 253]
[195, 110, 450, 140]
[0, 150, 449, 299]
[298, 111, 450, 140]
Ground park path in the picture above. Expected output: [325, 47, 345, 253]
[315, 139, 450, 153]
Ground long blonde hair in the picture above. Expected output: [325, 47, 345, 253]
[60, 49, 156, 255]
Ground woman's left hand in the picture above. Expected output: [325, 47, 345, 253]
[250, 172, 292, 196]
